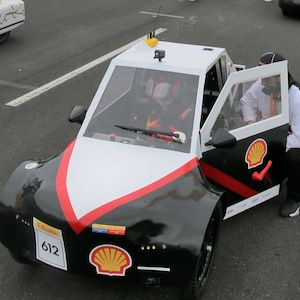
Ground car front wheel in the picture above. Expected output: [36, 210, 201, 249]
[182, 204, 221, 300]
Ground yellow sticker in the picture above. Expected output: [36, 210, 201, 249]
[33, 217, 61, 238]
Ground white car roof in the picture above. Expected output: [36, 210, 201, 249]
[113, 40, 226, 73]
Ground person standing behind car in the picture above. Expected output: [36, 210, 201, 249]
[241, 52, 300, 217]
[241, 55, 283, 125]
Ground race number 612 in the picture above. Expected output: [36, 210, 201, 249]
[41, 241, 59, 256]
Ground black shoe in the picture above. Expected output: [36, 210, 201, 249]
[279, 199, 300, 217]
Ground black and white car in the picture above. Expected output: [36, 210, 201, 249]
[0, 33, 290, 299]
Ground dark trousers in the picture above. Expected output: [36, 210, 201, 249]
[285, 148, 300, 202]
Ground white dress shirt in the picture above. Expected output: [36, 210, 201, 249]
[241, 80, 300, 150]
[287, 85, 300, 150]
[241, 79, 281, 122]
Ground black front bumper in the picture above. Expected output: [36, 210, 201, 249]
[0, 204, 197, 286]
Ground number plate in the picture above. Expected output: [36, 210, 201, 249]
[33, 217, 67, 271]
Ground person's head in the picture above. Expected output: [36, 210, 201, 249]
[259, 51, 297, 88]
[259, 52, 286, 66]
[152, 82, 172, 108]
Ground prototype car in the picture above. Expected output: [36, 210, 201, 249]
[0, 33, 289, 299]
[0, 0, 25, 44]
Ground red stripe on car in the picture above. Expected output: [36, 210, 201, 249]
[56, 140, 199, 234]
[200, 161, 257, 198]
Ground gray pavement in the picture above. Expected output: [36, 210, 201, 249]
[1, 0, 300, 299]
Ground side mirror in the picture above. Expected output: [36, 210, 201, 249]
[205, 128, 236, 148]
[69, 106, 87, 124]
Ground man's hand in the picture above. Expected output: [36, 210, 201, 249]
[243, 120, 255, 125]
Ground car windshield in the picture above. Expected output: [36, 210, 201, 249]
[84, 66, 199, 153]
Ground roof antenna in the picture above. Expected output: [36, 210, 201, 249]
[153, 5, 162, 38]
[146, 5, 161, 48]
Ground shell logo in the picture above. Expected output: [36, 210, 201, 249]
[89, 244, 132, 276]
[245, 139, 267, 169]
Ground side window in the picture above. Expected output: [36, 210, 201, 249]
[211, 74, 282, 134]
[201, 57, 227, 127]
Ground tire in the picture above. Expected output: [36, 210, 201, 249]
[182, 204, 221, 300]
[0, 32, 10, 44]
[9, 250, 34, 265]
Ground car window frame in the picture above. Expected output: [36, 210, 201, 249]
[78, 61, 205, 155]
[200, 61, 289, 154]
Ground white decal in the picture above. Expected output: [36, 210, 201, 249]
[224, 185, 280, 220]
[137, 266, 170, 272]
[25, 162, 39, 170]
[33, 217, 67, 271]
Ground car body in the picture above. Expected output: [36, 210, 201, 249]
[0, 0, 25, 43]
[0, 34, 289, 299]
[279, 0, 300, 16]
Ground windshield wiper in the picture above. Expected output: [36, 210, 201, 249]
[114, 124, 186, 144]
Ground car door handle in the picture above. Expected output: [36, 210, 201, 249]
[251, 160, 272, 181]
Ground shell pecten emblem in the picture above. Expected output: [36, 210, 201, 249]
[89, 244, 132, 276]
[245, 138, 268, 169]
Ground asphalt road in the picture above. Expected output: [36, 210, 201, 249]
[1, 0, 300, 299]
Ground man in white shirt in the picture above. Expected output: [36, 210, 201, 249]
[241, 75, 281, 124]
[241, 52, 300, 217]
[282, 81, 300, 217]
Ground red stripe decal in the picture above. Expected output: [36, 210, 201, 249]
[200, 161, 257, 198]
[56, 140, 78, 231]
[56, 140, 199, 234]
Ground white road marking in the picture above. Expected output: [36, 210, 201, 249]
[139, 11, 184, 19]
[6, 28, 167, 107]
[0, 80, 36, 91]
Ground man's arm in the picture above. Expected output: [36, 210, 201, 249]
[240, 80, 262, 124]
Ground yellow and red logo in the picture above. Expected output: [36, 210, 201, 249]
[89, 244, 132, 276]
[245, 139, 267, 169]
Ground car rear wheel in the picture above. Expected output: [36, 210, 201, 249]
[0, 32, 10, 44]
[182, 204, 221, 300]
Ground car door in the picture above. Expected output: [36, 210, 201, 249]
[199, 61, 289, 219]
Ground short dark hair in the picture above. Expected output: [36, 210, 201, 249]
[259, 52, 286, 64]
[259, 52, 299, 89]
